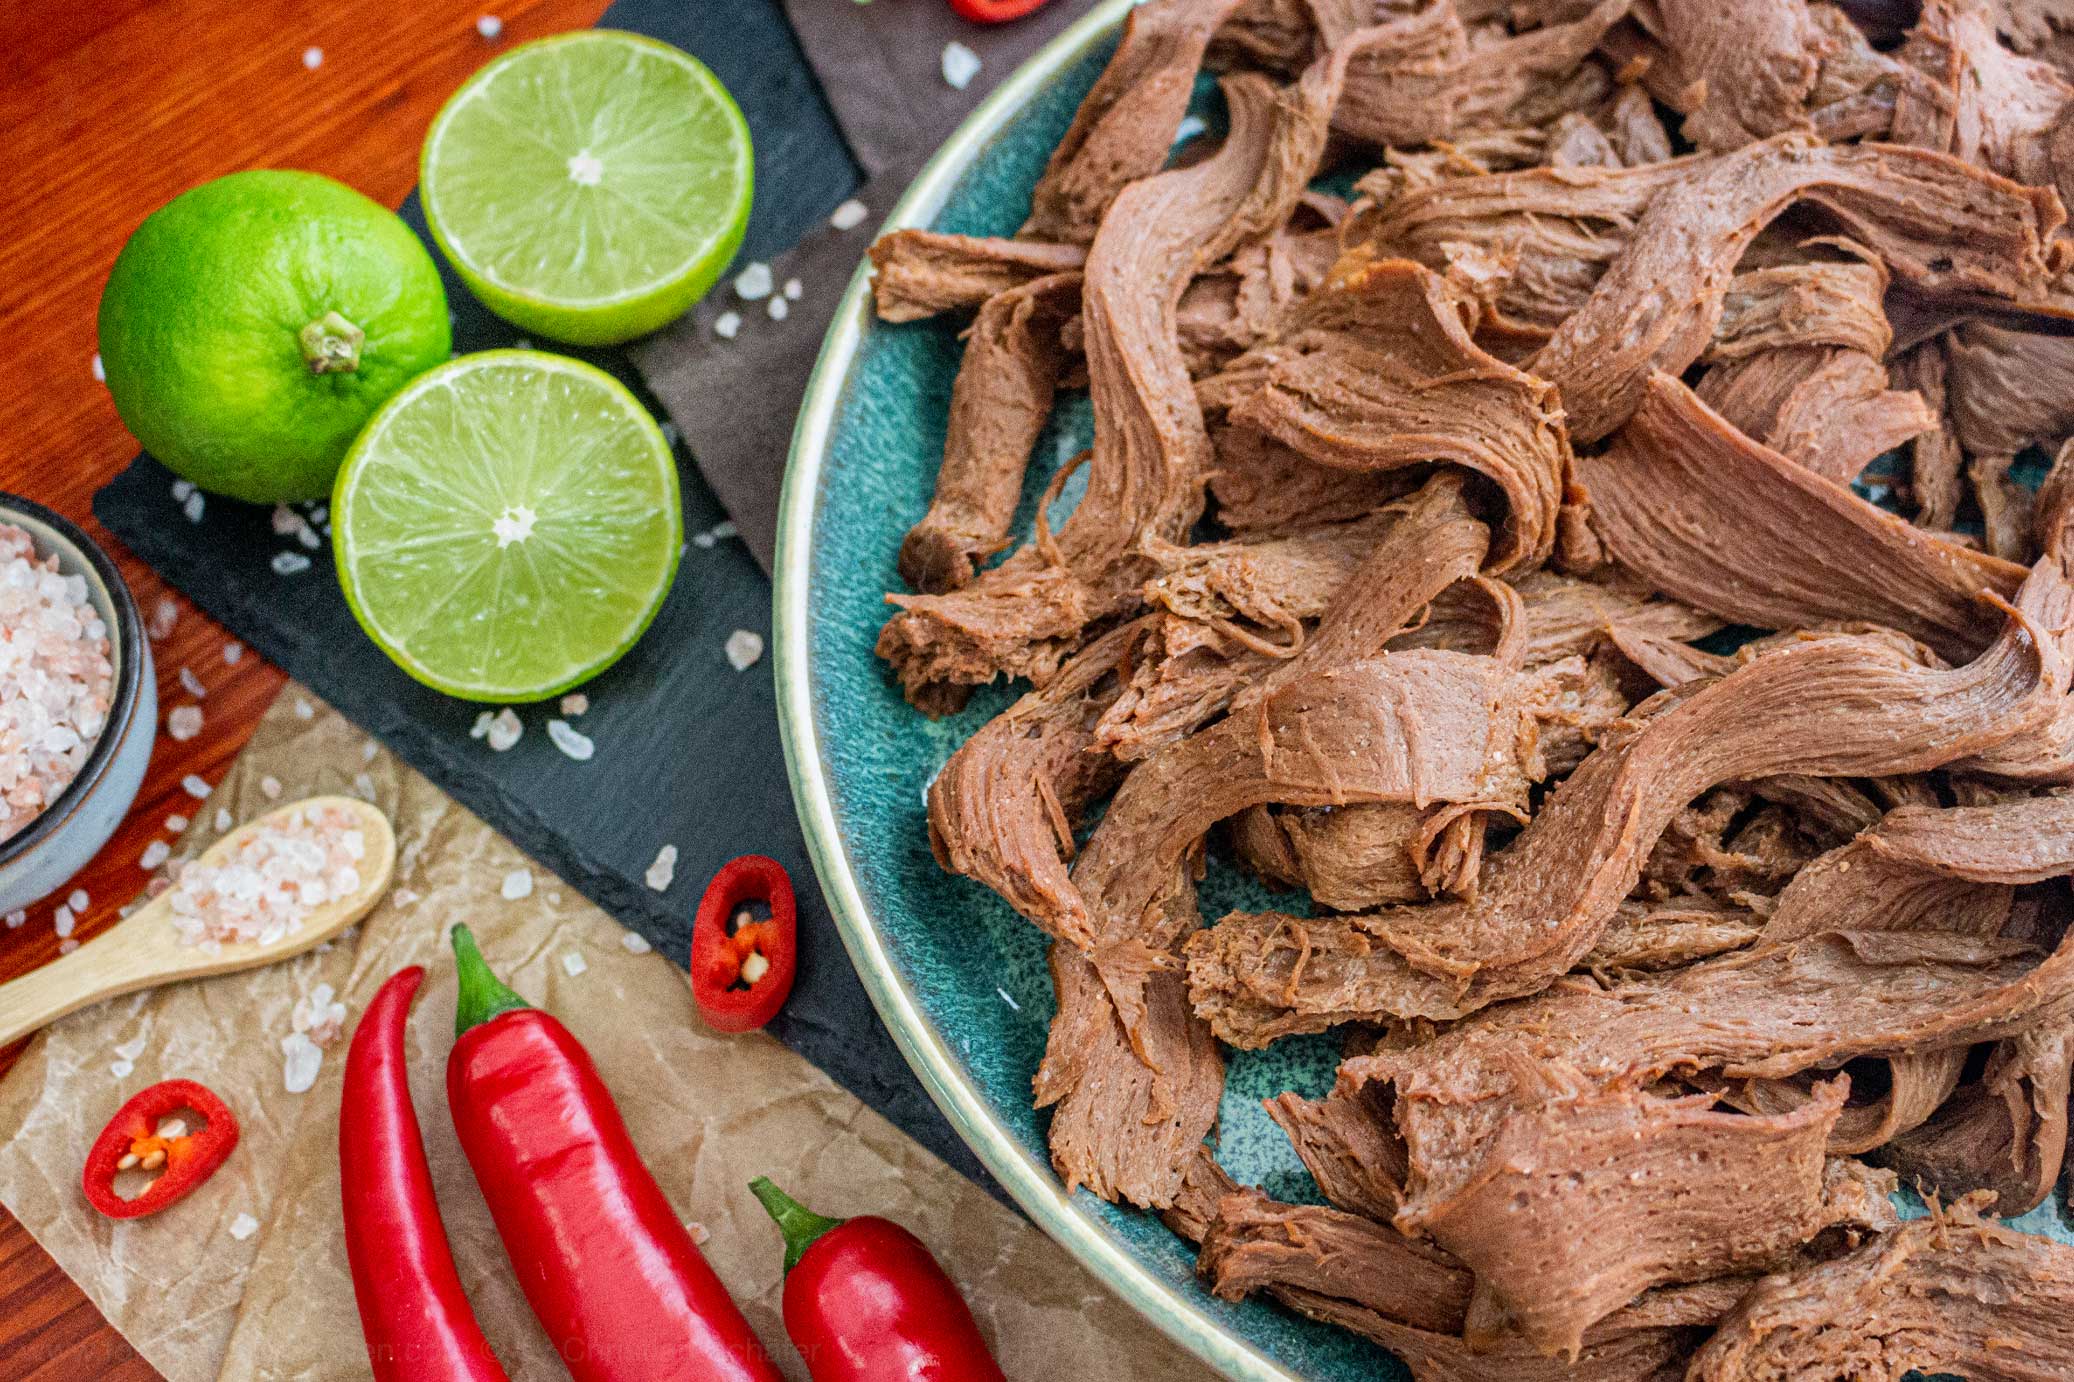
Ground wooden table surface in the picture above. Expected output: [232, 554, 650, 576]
[0, 2, 604, 1373]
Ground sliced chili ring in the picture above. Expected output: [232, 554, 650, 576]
[947, 0, 1054, 22]
[689, 854, 798, 1033]
[83, 1078, 240, 1220]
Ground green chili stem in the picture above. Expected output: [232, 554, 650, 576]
[749, 1176, 845, 1272]
[450, 923, 532, 1036]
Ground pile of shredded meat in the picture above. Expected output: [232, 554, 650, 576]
[868, 0, 2074, 1375]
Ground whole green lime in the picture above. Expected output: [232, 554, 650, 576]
[97, 170, 452, 503]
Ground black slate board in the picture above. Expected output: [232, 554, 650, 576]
[94, 0, 1004, 1199]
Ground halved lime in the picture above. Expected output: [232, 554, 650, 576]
[420, 31, 753, 346]
[332, 350, 683, 701]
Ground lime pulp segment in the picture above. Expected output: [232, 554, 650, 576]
[420, 31, 752, 344]
[333, 351, 683, 701]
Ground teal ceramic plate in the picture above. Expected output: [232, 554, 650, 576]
[772, 5, 2074, 1378]
[774, 5, 1399, 1377]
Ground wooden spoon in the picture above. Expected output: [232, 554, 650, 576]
[0, 796, 395, 1047]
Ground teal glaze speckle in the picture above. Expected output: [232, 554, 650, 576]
[776, 4, 2074, 1377]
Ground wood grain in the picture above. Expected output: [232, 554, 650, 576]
[0, 0, 606, 1373]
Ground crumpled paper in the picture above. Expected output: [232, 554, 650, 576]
[0, 685, 1200, 1380]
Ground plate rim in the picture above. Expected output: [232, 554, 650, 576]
[772, 5, 1301, 1378]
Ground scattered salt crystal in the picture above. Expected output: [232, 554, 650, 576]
[141, 840, 171, 869]
[293, 697, 313, 719]
[260, 775, 283, 800]
[110, 1059, 133, 1079]
[0, 524, 118, 843]
[942, 40, 981, 90]
[292, 982, 349, 1045]
[53, 906, 74, 938]
[223, 641, 244, 665]
[686, 1221, 711, 1245]
[228, 1212, 260, 1241]
[767, 296, 790, 321]
[178, 666, 206, 699]
[783, 278, 803, 301]
[183, 774, 212, 799]
[172, 480, 195, 502]
[149, 596, 178, 641]
[724, 629, 764, 671]
[67, 888, 88, 912]
[469, 710, 494, 740]
[271, 505, 300, 536]
[546, 719, 594, 761]
[166, 814, 188, 832]
[114, 1034, 147, 1061]
[621, 931, 652, 954]
[559, 693, 589, 717]
[58, 938, 78, 954]
[714, 311, 741, 340]
[645, 844, 678, 892]
[487, 708, 522, 752]
[281, 1032, 323, 1092]
[353, 771, 376, 799]
[302, 46, 323, 69]
[361, 739, 378, 763]
[830, 198, 868, 231]
[3, 910, 23, 929]
[271, 552, 311, 575]
[215, 808, 233, 832]
[733, 261, 773, 300]
[169, 803, 365, 949]
[167, 705, 203, 741]
[183, 491, 205, 523]
[500, 869, 534, 900]
[91, 353, 105, 382]
[476, 13, 502, 37]
[561, 950, 588, 977]
[1175, 114, 1209, 144]
[997, 985, 1021, 1011]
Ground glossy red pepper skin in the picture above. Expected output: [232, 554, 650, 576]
[948, 0, 1054, 22]
[341, 966, 510, 1382]
[447, 927, 782, 1382]
[690, 854, 798, 1032]
[752, 1179, 1006, 1381]
[82, 1078, 239, 1219]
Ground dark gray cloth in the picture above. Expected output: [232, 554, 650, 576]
[631, 0, 1101, 571]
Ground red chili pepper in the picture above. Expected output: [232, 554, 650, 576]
[690, 854, 798, 1033]
[341, 966, 510, 1382]
[947, 0, 1054, 23]
[82, 1078, 239, 1220]
[749, 1177, 1007, 1382]
[445, 925, 783, 1382]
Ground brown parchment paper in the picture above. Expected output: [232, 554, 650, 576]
[0, 686, 1203, 1380]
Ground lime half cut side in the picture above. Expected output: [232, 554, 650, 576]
[420, 30, 753, 346]
[333, 351, 683, 702]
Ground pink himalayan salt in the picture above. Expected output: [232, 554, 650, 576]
[167, 803, 367, 949]
[0, 525, 115, 843]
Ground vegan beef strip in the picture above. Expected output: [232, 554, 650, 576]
[1880, 1014, 2074, 1215]
[1577, 373, 2026, 661]
[1186, 565, 2069, 1040]
[1686, 1198, 2074, 1381]
[1531, 134, 2064, 444]
[878, 76, 1283, 703]
[868, 231, 1087, 323]
[898, 273, 1079, 594]
[1212, 256, 1572, 570]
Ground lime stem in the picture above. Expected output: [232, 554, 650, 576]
[300, 311, 365, 374]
